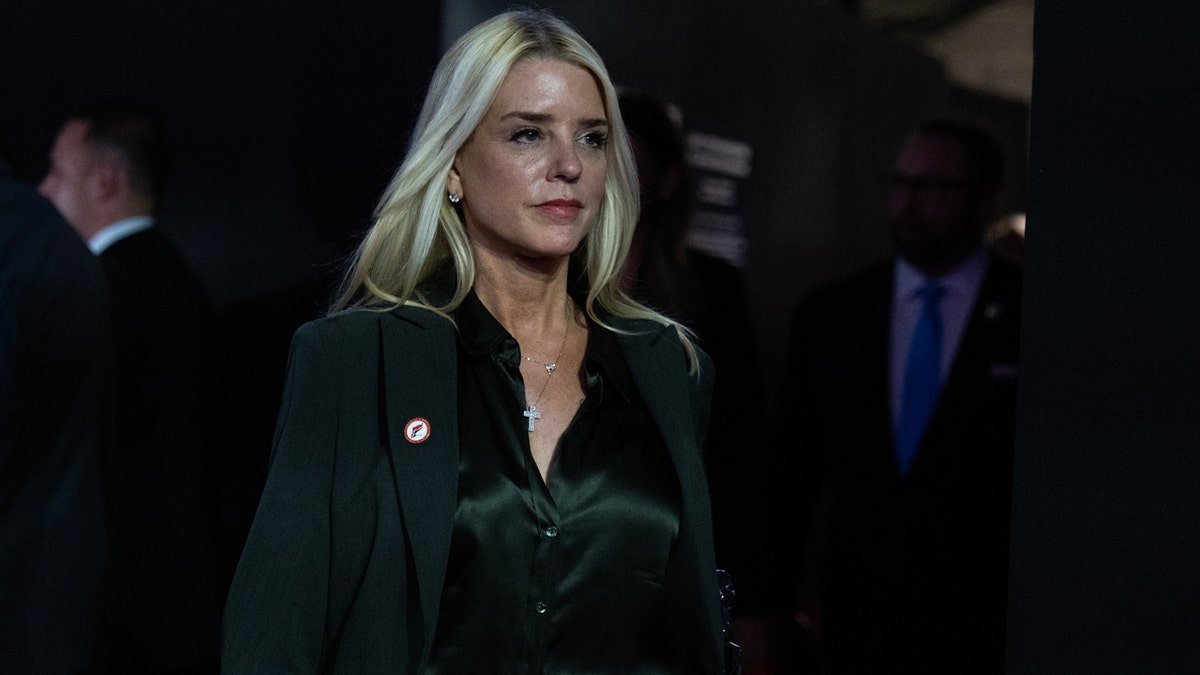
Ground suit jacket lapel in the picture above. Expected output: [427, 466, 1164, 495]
[379, 307, 460, 660]
[837, 263, 900, 473]
[923, 256, 1022, 459]
[867, 267, 899, 467]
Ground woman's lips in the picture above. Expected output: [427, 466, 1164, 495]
[536, 199, 583, 219]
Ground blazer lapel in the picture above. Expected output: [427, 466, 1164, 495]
[616, 320, 724, 674]
[618, 327, 704, 480]
[379, 307, 460, 658]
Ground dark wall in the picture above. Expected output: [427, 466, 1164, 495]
[1, 1, 440, 309]
[1008, 4, 1200, 673]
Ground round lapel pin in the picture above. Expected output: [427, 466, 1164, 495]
[404, 417, 431, 444]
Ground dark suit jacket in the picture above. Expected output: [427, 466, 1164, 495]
[770, 255, 1022, 674]
[98, 226, 221, 670]
[0, 175, 112, 673]
[223, 306, 726, 674]
[100, 226, 214, 432]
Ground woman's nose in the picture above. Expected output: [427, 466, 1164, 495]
[548, 139, 582, 183]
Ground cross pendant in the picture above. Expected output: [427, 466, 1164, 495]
[523, 405, 542, 431]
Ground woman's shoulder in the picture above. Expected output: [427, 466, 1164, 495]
[297, 305, 454, 340]
[604, 312, 674, 338]
[285, 307, 455, 371]
[607, 313, 698, 352]
[606, 313, 711, 373]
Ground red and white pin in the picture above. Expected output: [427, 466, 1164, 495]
[404, 417, 431, 444]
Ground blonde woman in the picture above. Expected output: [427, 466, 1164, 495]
[222, 9, 727, 674]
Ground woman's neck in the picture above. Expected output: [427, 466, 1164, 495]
[472, 253, 577, 345]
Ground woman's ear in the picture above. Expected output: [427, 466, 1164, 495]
[445, 164, 463, 201]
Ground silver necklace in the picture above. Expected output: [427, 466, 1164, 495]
[521, 320, 570, 431]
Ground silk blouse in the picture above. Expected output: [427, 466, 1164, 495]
[424, 291, 682, 674]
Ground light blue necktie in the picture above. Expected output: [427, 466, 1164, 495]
[896, 282, 944, 474]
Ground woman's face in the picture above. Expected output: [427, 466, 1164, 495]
[447, 58, 609, 266]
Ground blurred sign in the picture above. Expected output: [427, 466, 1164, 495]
[685, 131, 752, 268]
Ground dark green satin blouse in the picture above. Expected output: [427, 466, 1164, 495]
[424, 292, 682, 674]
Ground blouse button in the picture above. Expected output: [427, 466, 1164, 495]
[535, 601, 548, 614]
[545, 526, 558, 538]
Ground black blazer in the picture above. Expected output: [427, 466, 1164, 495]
[223, 305, 725, 674]
[769, 254, 1022, 673]
[99, 226, 221, 669]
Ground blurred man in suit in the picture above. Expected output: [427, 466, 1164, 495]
[769, 120, 1021, 674]
[40, 103, 219, 674]
[1, 154, 112, 674]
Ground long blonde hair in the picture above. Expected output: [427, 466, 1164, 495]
[334, 9, 698, 368]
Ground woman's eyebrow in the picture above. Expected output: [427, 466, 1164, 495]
[498, 111, 608, 128]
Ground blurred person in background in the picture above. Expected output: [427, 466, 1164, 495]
[41, 103, 219, 674]
[767, 119, 1021, 674]
[1, 153, 112, 674]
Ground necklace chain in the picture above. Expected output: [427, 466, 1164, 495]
[523, 355, 559, 374]
[522, 315, 571, 431]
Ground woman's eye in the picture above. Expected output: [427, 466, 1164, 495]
[581, 131, 608, 148]
[512, 128, 541, 143]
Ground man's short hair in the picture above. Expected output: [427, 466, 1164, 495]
[74, 102, 168, 201]
[920, 118, 1005, 189]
